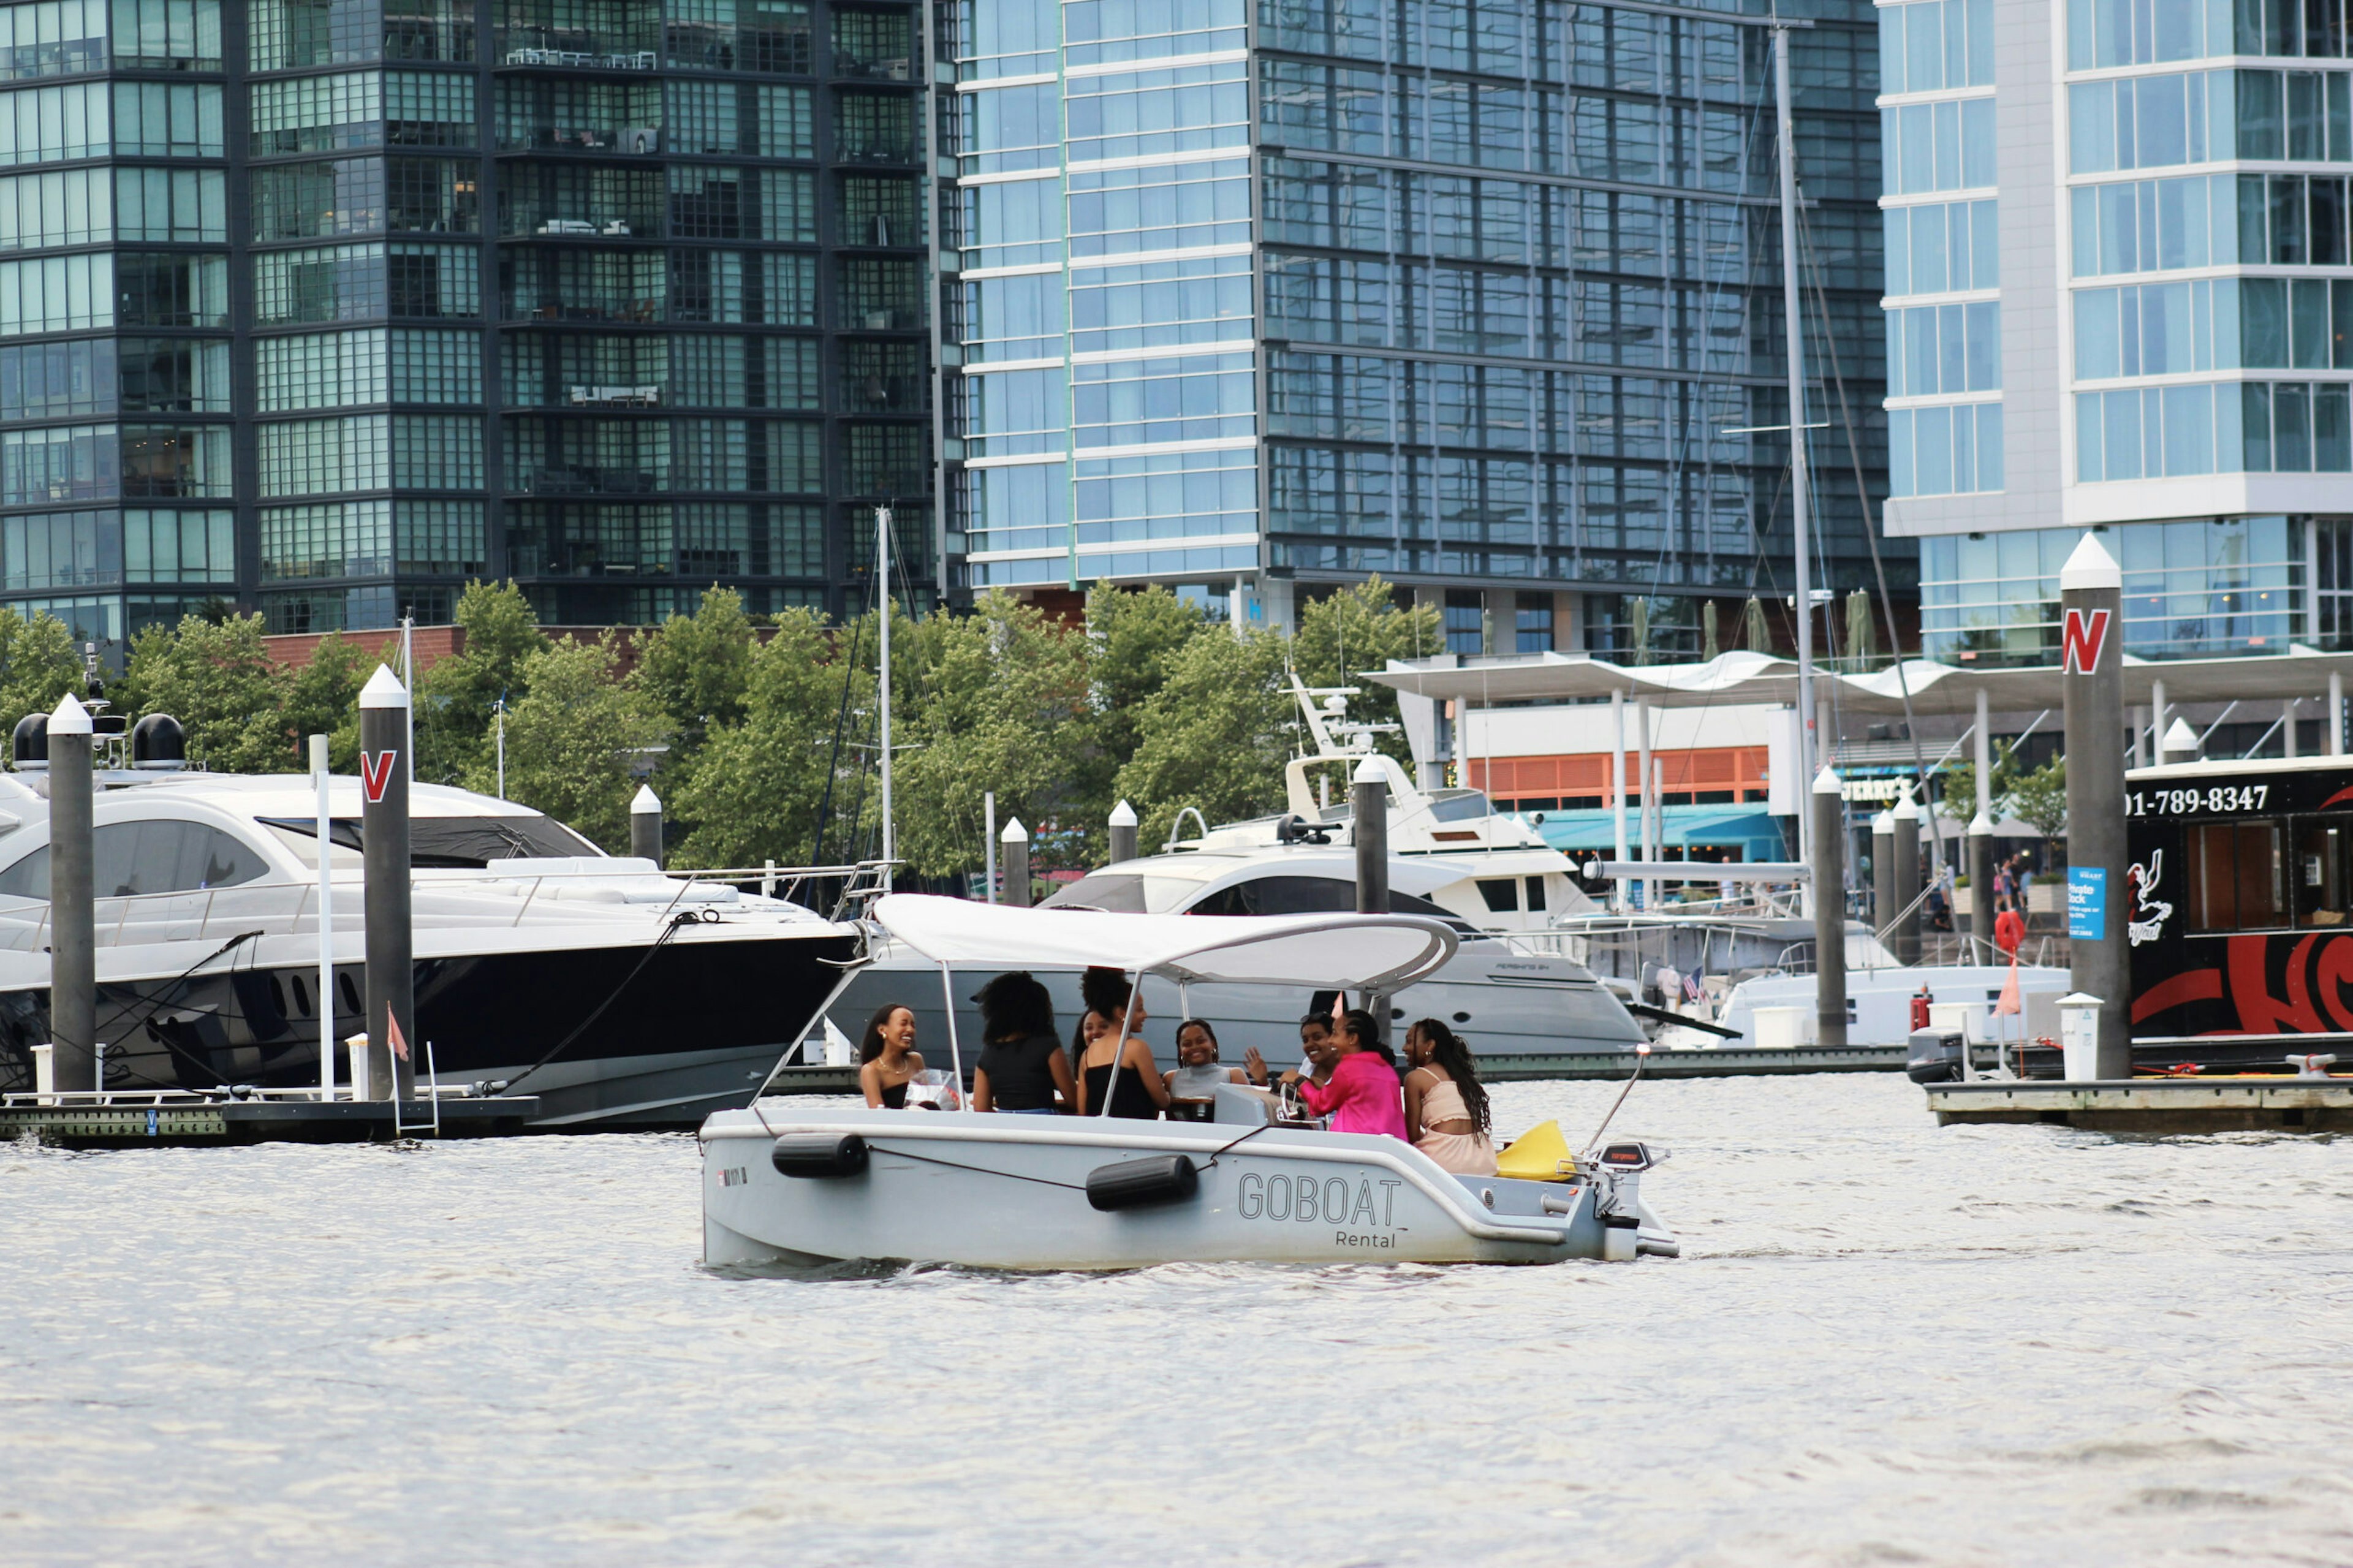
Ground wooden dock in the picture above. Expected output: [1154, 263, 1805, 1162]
[757, 1045, 1910, 1097]
[1924, 1076, 2353, 1132]
[1, 1091, 543, 1148]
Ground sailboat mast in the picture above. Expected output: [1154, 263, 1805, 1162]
[1774, 25, 1816, 881]
[877, 504, 894, 892]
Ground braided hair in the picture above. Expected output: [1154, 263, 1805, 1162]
[1408, 1018, 1490, 1136]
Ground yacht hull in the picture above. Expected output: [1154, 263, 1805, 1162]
[0, 926, 861, 1129]
[700, 1108, 1669, 1270]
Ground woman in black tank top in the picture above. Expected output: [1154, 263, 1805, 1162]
[858, 1003, 923, 1108]
[1072, 967, 1170, 1118]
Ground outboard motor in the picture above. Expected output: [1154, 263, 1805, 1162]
[11, 712, 46, 771]
[131, 713, 187, 770]
[1906, 1026, 1966, 1085]
[1594, 1141, 1667, 1261]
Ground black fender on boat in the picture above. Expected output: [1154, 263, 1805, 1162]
[1085, 1153, 1199, 1212]
[771, 1132, 869, 1178]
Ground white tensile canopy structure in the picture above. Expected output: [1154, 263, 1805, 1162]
[868, 893, 1457, 990]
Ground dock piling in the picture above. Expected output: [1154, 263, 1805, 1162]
[1001, 816, 1030, 907]
[47, 693, 94, 1093]
[360, 666, 415, 1102]
[630, 784, 663, 866]
[1811, 765, 1847, 1047]
[1107, 798, 1138, 866]
[1353, 757, 1390, 915]
[2059, 534, 2131, 1077]
[1891, 785, 1921, 966]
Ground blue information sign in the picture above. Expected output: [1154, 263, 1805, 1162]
[2067, 866, 2107, 940]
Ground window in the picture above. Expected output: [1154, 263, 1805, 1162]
[259, 497, 390, 579]
[118, 338, 229, 412]
[2065, 70, 2230, 175]
[1884, 199, 2000, 295]
[1185, 874, 1456, 918]
[0, 165, 110, 249]
[115, 164, 222, 241]
[1885, 301, 2001, 395]
[2186, 819, 2286, 930]
[0, 338, 114, 418]
[0, 821, 267, 901]
[1476, 877, 1518, 912]
[259, 414, 390, 497]
[117, 250, 224, 327]
[112, 0, 222, 69]
[1881, 0, 1996, 93]
[0, 80, 106, 164]
[110, 80, 218, 156]
[1883, 96, 1998, 194]
[2069, 173, 2235, 276]
[2064, 0, 2231, 69]
[1444, 588, 1483, 653]
[2295, 819, 2349, 925]
[1515, 591, 1553, 652]
[763, 166, 816, 241]
[1889, 401, 2005, 496]
[0, 0, 107, 80]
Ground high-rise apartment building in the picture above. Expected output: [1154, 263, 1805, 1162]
[0, 0, 930, 651]
[936, 0, 1895, 657]
[1889, 0, 2353, 664]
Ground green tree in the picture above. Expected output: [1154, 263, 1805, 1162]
[472, 633, 662, 850]
[2007, 754, 2067, 844]
[415, 580, 550, 784]
[634, 585, 754, 754]
[114, 614, 293, 773]
[1941, 739, 2025, 823]
[0, 609, 87, 728]
[670, 608, 851, 869]
[1290, 575, 1443, 773]
[282, 631, 371, 769]
[1112, 627, 1292, 849]
[892, 590, 1089, 877]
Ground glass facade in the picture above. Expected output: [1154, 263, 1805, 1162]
[1909, 0, 2353, 662]
[939, 0, 1893, 636]
[0, 0, 926, 649]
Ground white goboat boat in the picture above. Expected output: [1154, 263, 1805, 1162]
[700, 896, 1679, 1270]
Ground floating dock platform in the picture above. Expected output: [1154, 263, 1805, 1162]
[1925, 1076, 2353, 1132]
[758, 1044, 1909, 1097]
[1, 1090, 543, 1148]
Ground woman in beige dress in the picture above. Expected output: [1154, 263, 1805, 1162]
[1402, 1018, 1498, 1176]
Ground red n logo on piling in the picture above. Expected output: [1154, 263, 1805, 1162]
[360, 749, 398, 803]
[2062, 607, 2111, 675]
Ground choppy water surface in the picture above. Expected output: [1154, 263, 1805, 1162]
[6, 1074, 2352, 1566]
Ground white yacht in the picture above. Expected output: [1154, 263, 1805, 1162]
[827, 684, 1645, 1071]
[0, 763, 862, 1127]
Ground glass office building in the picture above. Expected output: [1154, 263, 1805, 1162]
[1892, 0, 2353, 664]
[0, 0, 929, 649]
[938, 0, 1894, 653]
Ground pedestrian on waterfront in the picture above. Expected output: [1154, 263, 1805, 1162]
[971, 970, 1075, 1115]
[1294, 1008, 1409, 1140]
[1074, 966, 1168, 1118]
[1402, 1018, 1497, 1176]
[858, 1003, 924, 1108]
[1995, 857, 2015, 905]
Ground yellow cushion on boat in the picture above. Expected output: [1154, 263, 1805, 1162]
[1495, 1120, 1578, 1183]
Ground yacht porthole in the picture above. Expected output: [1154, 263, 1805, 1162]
[1479, 1187, 1495, 1209]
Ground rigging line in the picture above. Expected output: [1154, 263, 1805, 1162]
[497, 911, 698, 1093]
[1796, 210, 1945, 863]
[808, 610, 867, 866]
[89, 928, 268, 1043]
[868, 1141, 1091, 1192]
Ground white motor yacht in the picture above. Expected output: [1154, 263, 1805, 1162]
[705, 896, 1677, 1270]
[0, 763, 862, 1127]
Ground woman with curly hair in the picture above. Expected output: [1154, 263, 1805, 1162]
[1402, 1018, 1496, 1175]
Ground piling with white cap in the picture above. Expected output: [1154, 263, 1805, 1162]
[630, 783, 663, 866]
[2059, 532, 2131, 1077]
[359, 664, 415, 1102]
[1001, 816, 1031, 908]
[1352, 756, 1390, 916]
[1107, 798, 1138, 866]
[2160, 716, 2201, 762]
[1811, 765, 1847, 1048]
[1891, 782, 1922, 967]
[46, 692, 94, 1093]
[1871, 806, 1896, 943]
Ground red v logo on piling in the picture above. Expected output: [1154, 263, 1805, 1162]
[360, 750, 398, 803]
[2061, 607, 2110, 675]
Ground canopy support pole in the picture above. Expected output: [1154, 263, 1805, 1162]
[936, 960, 969, 1112]
[1096, 968, 1140, 1117]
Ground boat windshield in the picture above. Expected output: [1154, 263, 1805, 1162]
[1425, 790, 1491, 822]
[259, 814, 599, 868]
[1039, 871, 1192, 913]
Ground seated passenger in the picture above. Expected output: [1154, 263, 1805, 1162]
[972, 970, 1075, 1115]
[858, 1004, 923, 1108]
[1161, 1018, 1268, 1116]
[1281, 1012, 1339, 1090]
[1403, 1018, 1498, 1176]
[1073, 968, 1169, 1119]
[1295, 1008, 1409, 1140]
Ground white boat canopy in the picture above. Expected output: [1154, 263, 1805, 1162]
[869, 893, 1457, 990]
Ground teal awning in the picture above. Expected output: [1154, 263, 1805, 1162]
[1524, 805, 1789, 863]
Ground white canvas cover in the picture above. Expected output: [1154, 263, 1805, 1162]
[868, 894, 1457, 990]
